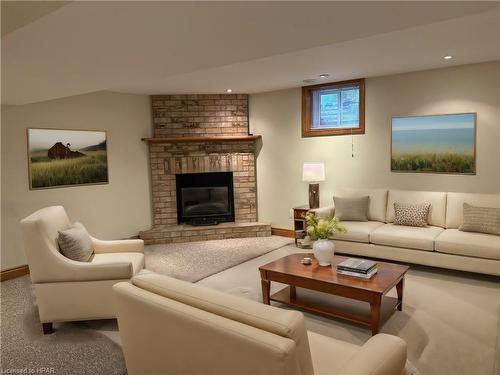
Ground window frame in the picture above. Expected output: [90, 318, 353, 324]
[301, 78, 365, 137]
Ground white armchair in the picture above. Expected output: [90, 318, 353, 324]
[20, 206, 145, 334]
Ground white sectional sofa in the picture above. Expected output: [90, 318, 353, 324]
[314, 188, 500, 276]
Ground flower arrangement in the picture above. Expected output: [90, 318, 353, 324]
[306, 212, 346, 240]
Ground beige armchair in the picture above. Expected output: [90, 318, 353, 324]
[114, 272, 407, 375]
[21, 206, 145, 334]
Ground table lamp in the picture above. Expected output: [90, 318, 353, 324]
[302, 162, 325, 209]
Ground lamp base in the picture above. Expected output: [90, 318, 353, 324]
[308, 183, 320, 209]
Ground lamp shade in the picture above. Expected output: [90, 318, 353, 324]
[302, 162, 325, 182]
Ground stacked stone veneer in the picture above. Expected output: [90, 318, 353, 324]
[140, 94, 271, 245]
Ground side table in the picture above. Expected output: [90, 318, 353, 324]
[293, 205, 310, 248]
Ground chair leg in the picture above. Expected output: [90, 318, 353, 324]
[42, 322, 53, 335]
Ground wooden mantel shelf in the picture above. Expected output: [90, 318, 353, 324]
[142, 135, 262, 144]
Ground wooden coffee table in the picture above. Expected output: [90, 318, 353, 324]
[259, 254, 409, 335]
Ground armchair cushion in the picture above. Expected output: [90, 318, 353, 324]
[58, 222, 93, 262]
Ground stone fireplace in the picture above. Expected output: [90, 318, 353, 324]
[139, 94, 271, 244]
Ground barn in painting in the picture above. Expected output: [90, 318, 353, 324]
[47, 142, 85, 159]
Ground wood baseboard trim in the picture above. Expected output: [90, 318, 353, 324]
[1, 265, 30, 282]
[271, 227, 295, 238]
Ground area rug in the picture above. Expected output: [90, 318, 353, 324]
[0, 276, 127, 375]
[144, 235, 293, 282]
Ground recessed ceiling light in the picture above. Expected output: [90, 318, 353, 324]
[226, 89, 232, 93]
[319, 74, 330, 78]
[303, 79, 317, 84]
[443, 55, 453, 60]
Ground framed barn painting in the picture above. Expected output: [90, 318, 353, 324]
[391, 113, 476, 174]
[27, 128, 109, 189]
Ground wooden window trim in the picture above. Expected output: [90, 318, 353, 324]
[302, 78, 365, 137]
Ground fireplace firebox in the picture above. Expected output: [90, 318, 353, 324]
[176, 172, 235, 226]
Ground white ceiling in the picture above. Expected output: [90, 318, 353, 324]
[1, 1, 70, 36]
[2, 1, 499, 105]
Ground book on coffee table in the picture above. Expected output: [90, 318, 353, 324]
[337, 258, 377, 278]
[337, 268, 377, 279]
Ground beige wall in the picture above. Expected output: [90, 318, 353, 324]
[2, 62, 499, 268]
[250, 61, 500, 229]
[1, 91, 152, 270]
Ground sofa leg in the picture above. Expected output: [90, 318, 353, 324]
[42, 322, 53, 335]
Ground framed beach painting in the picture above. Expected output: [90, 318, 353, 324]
[391, 113, 476, 174]
[27, 128, 109, 189]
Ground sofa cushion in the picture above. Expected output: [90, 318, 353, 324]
[335, 188, 388, 222]
[370, 223, 444, 251]
[333, 221, 384, 243]
[387, 190, 447, 228]
[459, 203, 500, 235]
[333, 196, 369, 221]
[446, 192, 500, 229]
[132, 272, 314, 375]
[91, 252, 145, 275]
[435, 229, 500, 260]
[393, 202, 430, 227]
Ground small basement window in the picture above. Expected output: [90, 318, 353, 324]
[302, 78, 365, 137]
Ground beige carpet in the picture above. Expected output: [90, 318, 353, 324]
[198, 244, 500, 375]
[144, 235, 293, 282]
[3, 237, 499, 375]
[91, 238, 499, 375]
[0, 276, 127, 375]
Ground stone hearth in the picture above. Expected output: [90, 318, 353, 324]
[140, 94, 271, 245]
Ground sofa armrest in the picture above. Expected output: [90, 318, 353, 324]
[309, 204, 335, 219]
[338, 334, 407, 375]
[91, 237, 144, 254]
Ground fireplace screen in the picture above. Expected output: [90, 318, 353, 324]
[181, 187, 229, 216]
[176, 172, 234, 225]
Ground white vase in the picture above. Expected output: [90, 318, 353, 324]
[312, 239, 335, 266]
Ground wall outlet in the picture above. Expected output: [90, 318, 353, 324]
[289, 209, 294, 219]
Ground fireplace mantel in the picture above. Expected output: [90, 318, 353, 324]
[142, 135, 261, 144]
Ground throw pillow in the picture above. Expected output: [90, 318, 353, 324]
[333, 196, 369, 221]
[58, 222, 93, 262]
[393, 202, 430, 227]
[459, 203, 500, 236]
